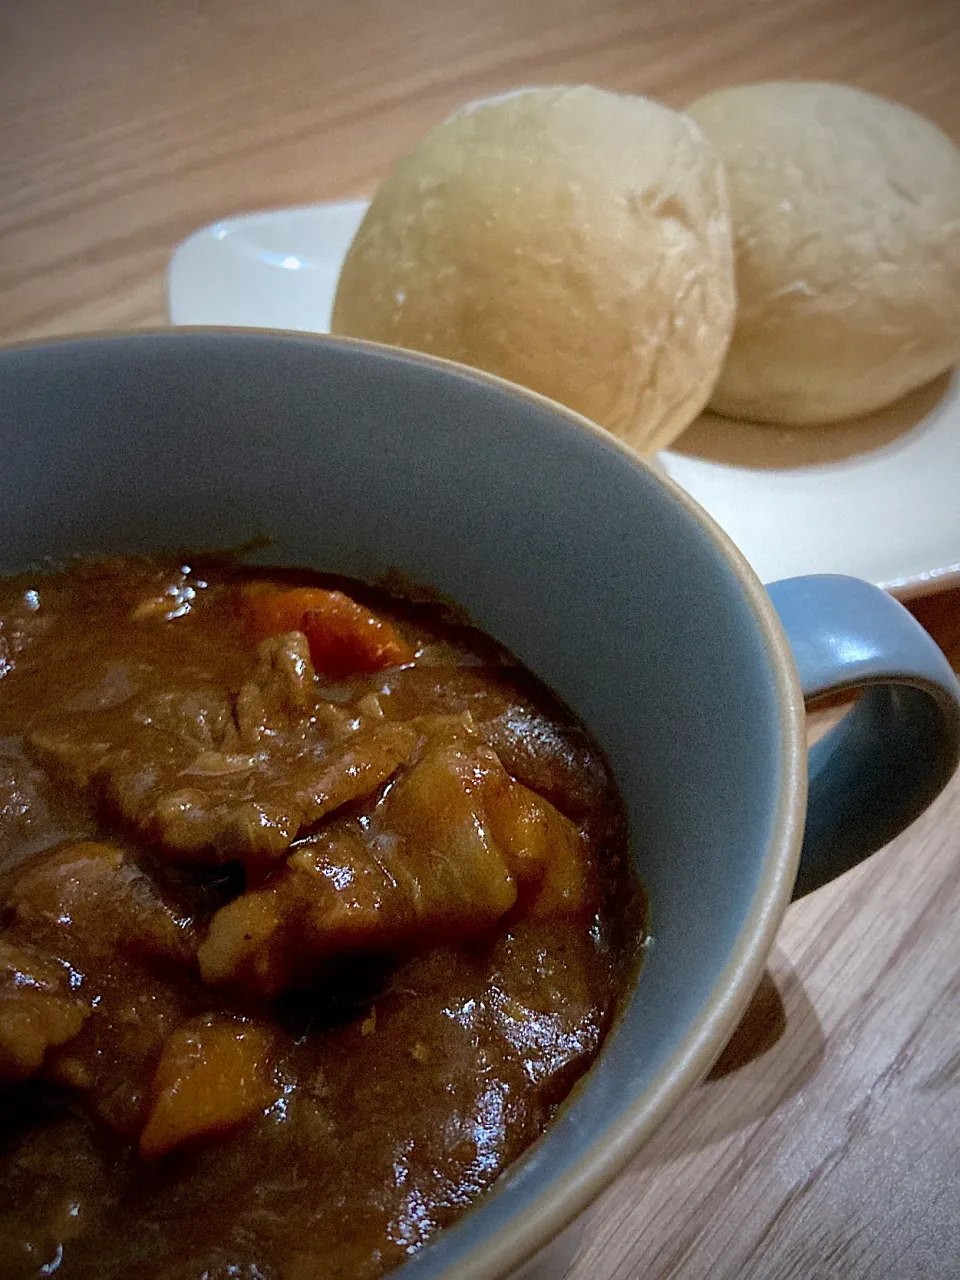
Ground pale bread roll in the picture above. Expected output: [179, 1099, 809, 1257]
[687, 82, 960, 425]
[331, 85, 735, 453]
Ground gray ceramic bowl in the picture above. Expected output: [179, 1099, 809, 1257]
[1, 330, 958, 1279]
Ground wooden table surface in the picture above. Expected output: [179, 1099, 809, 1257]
[2, 2, 959, 1277]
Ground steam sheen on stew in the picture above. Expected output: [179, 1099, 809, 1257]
[0, 556, 641, 1280]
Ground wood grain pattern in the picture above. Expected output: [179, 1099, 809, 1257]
[2, 2, 959, 1277]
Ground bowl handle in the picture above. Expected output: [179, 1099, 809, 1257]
[766, 575, 960, 898]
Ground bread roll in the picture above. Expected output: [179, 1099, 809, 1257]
[331, 85, 735, 453]
[687, 82, 960, 425]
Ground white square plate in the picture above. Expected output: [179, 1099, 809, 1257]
[169, 201, 960, 597]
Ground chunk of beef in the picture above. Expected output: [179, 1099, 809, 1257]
[376, 666, 613, 822]
[0, 939, 89, 1081]
[29, 682, 239, 792]
[44, 960, 195, 1136]
[138, 720, 419, 871]
[0, 737, 95, 872]
[1, 843, 201, 1129]
[6, 841, 196, 968]
[480, 701, 613, 829]
[28, 636, 417, 872]
[198, 726, 592, 997]
[234, 632, 319, 744]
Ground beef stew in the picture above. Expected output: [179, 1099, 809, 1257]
[0, 555, 642, 1279]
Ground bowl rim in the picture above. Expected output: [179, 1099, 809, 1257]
[0, 327, 808, 1278]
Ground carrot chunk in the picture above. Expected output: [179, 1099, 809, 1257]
[242, 585, 414, 678]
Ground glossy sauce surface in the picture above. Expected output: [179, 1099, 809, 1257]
[0, 556, 640, 1279]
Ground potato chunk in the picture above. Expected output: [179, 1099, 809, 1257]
[199, 734, 517, 994]
[139, 1015, 278, 1158]
[199, 727, 592, 997]
[484, 778, 592, 917]
[0, 939, 89, 1081]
